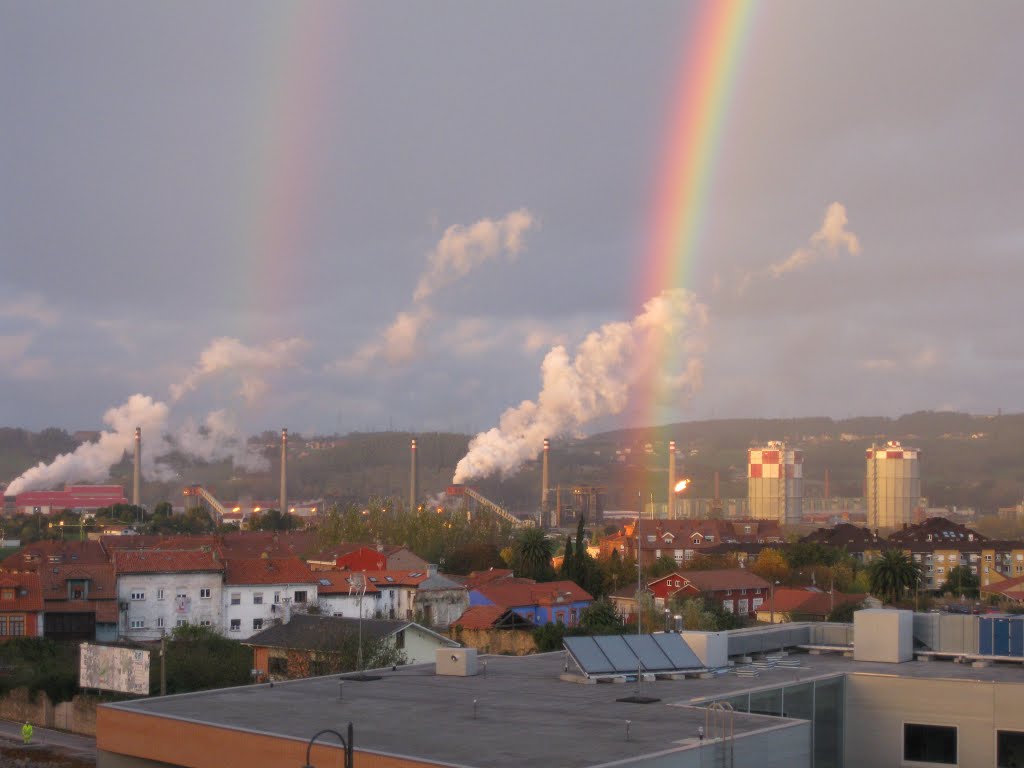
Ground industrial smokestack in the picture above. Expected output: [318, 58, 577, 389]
[410, 438, 418, 512]
[667, 440, 676, 519]
[541, 438, 550, 525]
[133, 427, 141, 507]
[714, 470, 720, 501]
[824, 468, 830, 500]
[279, 429, 287, 515]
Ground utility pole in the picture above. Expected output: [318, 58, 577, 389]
[160, 631, 167, 696]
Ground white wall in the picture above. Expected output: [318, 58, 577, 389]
[118, 572, 223, 641]
[224, 582, 318, 640]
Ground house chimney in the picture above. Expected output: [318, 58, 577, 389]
[133, 427, 142, 507]
[410, 438, 418, 513]
[541, 438, 550, 524]
[279, 429, 287, 515]
[668, 440, 676, 519]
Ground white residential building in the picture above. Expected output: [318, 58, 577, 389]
[113, 550, 224, 641]
[223, 556, 319, 640]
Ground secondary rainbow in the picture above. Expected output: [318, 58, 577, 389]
[633, 0, 758, 427]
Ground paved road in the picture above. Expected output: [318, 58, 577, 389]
[0, 719, 96, 760]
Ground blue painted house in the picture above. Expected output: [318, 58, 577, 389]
[464, 570, 592, 627]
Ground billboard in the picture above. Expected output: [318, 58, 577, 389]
[79, 643, 150, 695]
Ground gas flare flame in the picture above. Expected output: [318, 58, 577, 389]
[674, 479, 690, 493]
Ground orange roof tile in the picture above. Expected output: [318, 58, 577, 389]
[113, 550, 223, 574]
[450, 605, 507, 629]
[676, 569, 770, 593]
[0, 571, 43, 612]
[224, 557, 317, 586]
[765, 588, 866, 616]
[311, 571, 380, 595]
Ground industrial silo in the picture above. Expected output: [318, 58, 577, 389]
[747, 442, 803, 524]
[866, 441, 920, 530]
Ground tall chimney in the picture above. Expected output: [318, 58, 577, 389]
[667, 440, 676, 519]
[279, 428, 288, 514]
[409, 438, 418, 512]
[714, 470, 720, 501]
[133, 427, 141, 507]
[541, 438, 550, 524]
[824, 468, 831, 500]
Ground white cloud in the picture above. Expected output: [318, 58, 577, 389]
[0, 293, 59, 328]
[170, 337, 310, 402]
[332, 208, 536, 375]
[413, 209, 536, 302]
[0, 333, 52, 380]
[769, 203, 861, 278]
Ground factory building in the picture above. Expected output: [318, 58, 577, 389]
[747, 442, 803, 524]
[866, 441, 920, 530]
[7, 485, 128, 516]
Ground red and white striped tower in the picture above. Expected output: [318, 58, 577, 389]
[409, 438, 418, 513]
[132, 427, 141, 507]
[541, 438, 550, 525]
[667, 440, 677, 519]
[279, 429, 288, 514]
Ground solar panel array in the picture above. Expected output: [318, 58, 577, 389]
[563, 633, 704, 677]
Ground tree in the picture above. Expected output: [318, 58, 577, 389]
[511, 528, 556, 582]
[647, 554, 679, 579]
[161, 625, 253, 694]
[560, 536, 575, 579]
[942, 565, 980, 599]
[867, 550, 923, 604]
[751, 548, 790, 584]
[578, 598, 625, 634]
[826, 601, 861, 623]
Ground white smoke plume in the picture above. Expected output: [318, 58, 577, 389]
[769, 202, 861, 278]
[174, 410, 269, 472]
[335, 209, 536, 373]
[5, 394, 174, 495]
[170, 336, 309, 403]
[453, 289, 707, 483]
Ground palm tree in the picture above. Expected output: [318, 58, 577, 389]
[512, 527, 556, 582]
[868, 549, 923, 604]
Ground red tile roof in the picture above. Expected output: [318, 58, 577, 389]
[311, 571, 379, 595]
[3, 540, 109, 570]
[224, 557, 317, 586]
[474, 578, 592, 608]
[450, 605, 507, 630]
[675, 569, 769, 594]
[462, 569, 514, 589]
[0, 571, 43, 612]
[113, 550, 223, 574]
[763, 588, 866, 617]
[359, 570, 431, 587]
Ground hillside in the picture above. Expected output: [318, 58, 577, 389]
[2, 411, 1023, 514]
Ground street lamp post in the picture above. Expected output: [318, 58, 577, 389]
[769, 580, 780, 624]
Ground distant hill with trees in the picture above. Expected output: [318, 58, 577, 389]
[2, 411, 1022, 515]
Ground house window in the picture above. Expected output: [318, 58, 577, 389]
[230, 593, 241, 605]
[253, 618, 264, 631]
[68, 579, 88, 600]
[294, 591, 307, 604]
[200, 588, 211, 599]
[937, 567, 944, 574]
[268, 657, 288, 676]
[395, 630, 405, 649]
[253, 593, 264, 605]
[997, 730, 1024, 768]
[230, 619, 241, 632]
[723, 600, 734, 614]
[0, 588, 13, 601]
[904, 723, 956, 764]
[157, 588, 165, 601]
[200, 620, 211, 627]
[130, 619, 145, 629]
[705, 535, 714, 543]
[176, 619, 187, 628]
[131, 591, 145, 601]
[156, 617, 164, 629]
[8, 617, 25, 636]
[274, 592, 281, 604]
[752, 597, 763, 610]
[738, 599, 749, 614]
[986, 555, 994, 561]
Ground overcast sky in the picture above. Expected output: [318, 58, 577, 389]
[3, 1, 1023, 442]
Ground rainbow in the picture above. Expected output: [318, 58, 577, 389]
[632, 0, 758, 428]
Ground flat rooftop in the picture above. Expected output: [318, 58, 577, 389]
[104, 649, 1024, 768]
